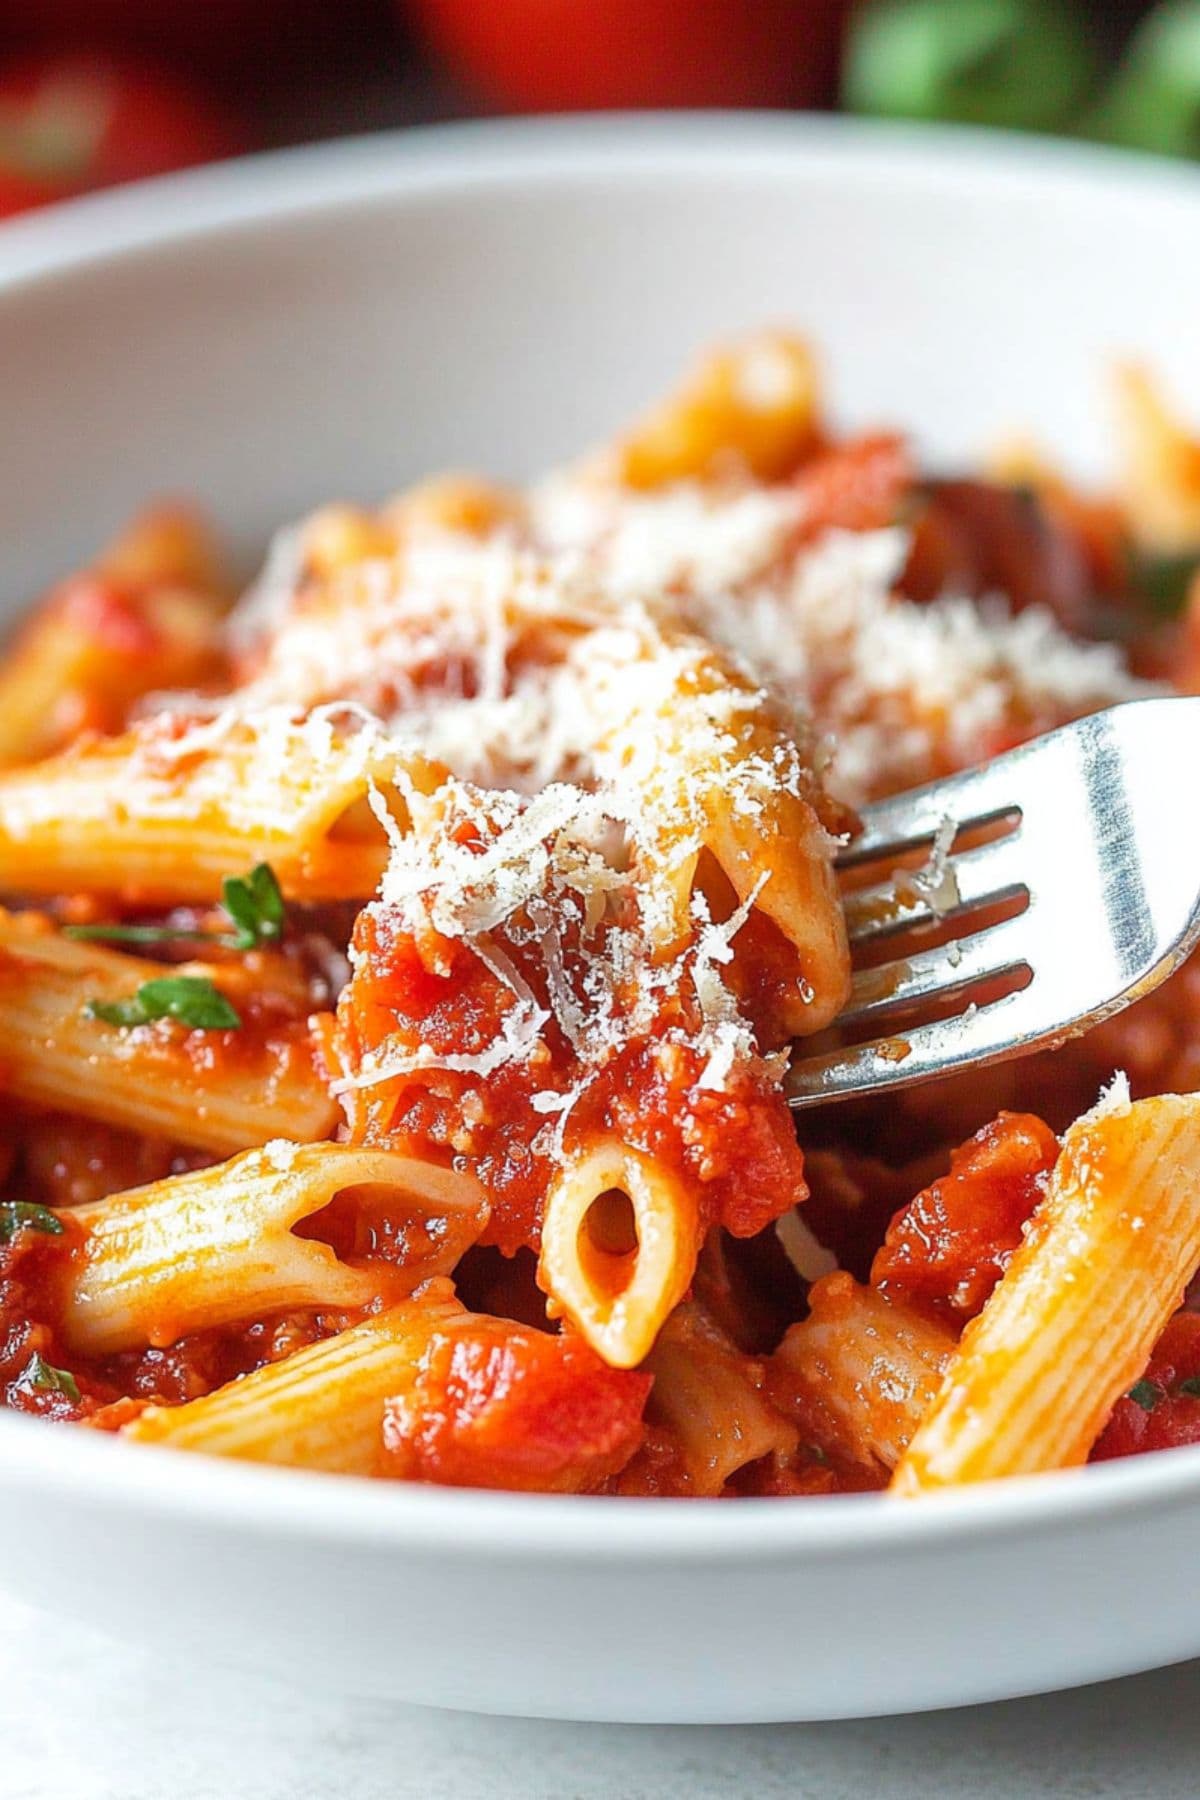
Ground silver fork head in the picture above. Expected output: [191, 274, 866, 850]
[786, 697, 1200, 1109]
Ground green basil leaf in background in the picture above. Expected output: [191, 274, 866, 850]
[842, 0, 1098, 134]
[1086, 0, 1200, 159]
[0, 1201, 64, 1246]
[86, 975, 241, 1032]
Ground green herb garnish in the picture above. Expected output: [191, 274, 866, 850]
[0, 1201, 63, 1246]
[66, 861, 285, 954]
[1128, 1378, 1162, 1413]
[220, 862, 285, 950]
[63, 922, 213, 947]
[1179, 1376, 1200, 1399]
[85, 975, 241, 1032]
[21, 1353, 80, 1402]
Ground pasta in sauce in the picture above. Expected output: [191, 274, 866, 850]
[2, 331, 1199, 1498]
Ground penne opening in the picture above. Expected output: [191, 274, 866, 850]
[578, 1187, 640, 1302]
[296, 1174, 487, 1288]
[691, 847, 814, 1046]
[327, 784, 410, 846]
[539, 1141, 702, 1368]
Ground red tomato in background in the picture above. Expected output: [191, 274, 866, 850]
[405, 0, 848, 112]
[0, 54, 245, 218]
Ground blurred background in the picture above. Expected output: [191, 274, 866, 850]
[0, 0, 1195, 219]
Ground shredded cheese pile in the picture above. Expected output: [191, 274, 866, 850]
[189, 461, 1158, 1121]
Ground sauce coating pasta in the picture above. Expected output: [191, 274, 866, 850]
[2, 335, 1199, 1495]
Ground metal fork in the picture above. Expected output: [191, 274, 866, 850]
[786, 697, 1200, 1108]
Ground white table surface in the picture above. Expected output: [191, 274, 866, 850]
[3, 1596, 1197, 1800]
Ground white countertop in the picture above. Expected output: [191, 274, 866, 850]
[3, 1597, 1197, 1800]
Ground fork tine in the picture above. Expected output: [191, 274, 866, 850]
[798, 700, 1200, 1109]
[836, 760, 1020, 870]
[786, 985, 1048, 1108]
[838, 917, 1030, 1029]
[843, 836, 1029, 946]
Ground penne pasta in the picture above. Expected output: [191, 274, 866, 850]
[538, 1138, 702, 1369]
[383, 472, 524, 541]
[628, 1300, 798, 1496]
[94, 502, 232, 597]
[1114, 364, 1200, 554]
[123, 1282, 468, 1470]
[0, 710, 442, 904]
[593, 634, 850, 1039]
[612, 329, 821, 488]
[893, 1093, 1200, 1493]
[770, 1272, 958, 1475]
[0, 505, 229, 769]
[0, 914, 336, 1154]
[63, 1144, 487, 1356]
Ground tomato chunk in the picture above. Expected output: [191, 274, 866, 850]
[381, 1323, 651, 1492]
[872, 1112, 1059, 1317]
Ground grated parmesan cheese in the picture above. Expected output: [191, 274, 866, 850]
[894, 815, 961, 919]
[195, 432, 1160, 1151]
[1081, 1069, 1133, 1125]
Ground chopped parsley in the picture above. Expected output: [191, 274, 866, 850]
[66, 861, 285, 954]
[21, 1353, 80, 1403]
[86, 975, 241, 1032]
[0, 1201, 64, 1246]
[1127, 1378, 1162, 1413]
[1179, 1376, 1200, 1399]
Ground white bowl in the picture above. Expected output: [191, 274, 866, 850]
[2, 116, 1200, 1724]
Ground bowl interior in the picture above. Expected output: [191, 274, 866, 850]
[3, 120, 1200, 1720]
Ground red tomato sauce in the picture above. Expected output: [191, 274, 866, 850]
[872, 1112, 1060, 1319]
[382, 1322, 651, 1492]
[1092, 1313, 1200, 1463]
[336, 897, 808, 1257]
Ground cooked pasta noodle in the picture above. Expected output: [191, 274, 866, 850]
[893, 1093, 1200, 1492]
[0, 913, 336, 1153]
[0, 333, 1192, 1500]
[62, 1143, 488, 1356]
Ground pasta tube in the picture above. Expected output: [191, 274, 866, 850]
[538, 1138, 702, 1368]
[613, 330, 821, 488]
[0, 915, 336, 1153]
[0, 710, 441, 903]
[123, 1283, 468, 1471]
[62, 1143, 488, 1356]
[893, 1092, 1200, 1492]
[770, 1272, 957, 1474]
[636, 1301, 798, 1495]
